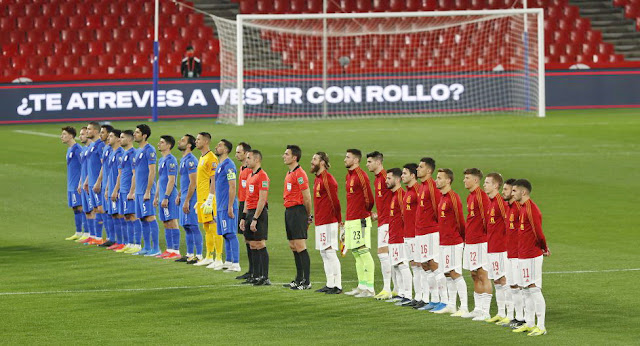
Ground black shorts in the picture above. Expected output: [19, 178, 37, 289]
[245, 208, 268, 241]
[285, 204, 308, 240]
[238, 201, 245, 235]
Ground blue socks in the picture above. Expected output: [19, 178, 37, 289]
[105, 215, 113, 241]
[73, 210, 83, 234]
[87, 217, 95, 237]
[124, 219, 133, 244]
[141, 220, 151, 251]
[185, 226, 194, 254]
[95, 213, 104, 238]
[224, 233, 240, 263]
[165, 228, 180, 251]
[113, 217, 122, 244]
[149, 220, 160, 252]
[134, 219, 142, 245]
[185, 225, 203, 256]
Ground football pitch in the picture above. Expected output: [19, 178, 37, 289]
[1, 109, 639, 344]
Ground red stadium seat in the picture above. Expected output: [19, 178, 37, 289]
[289, 0, 305, 13]
[115, 54, 130, 68]
[455, 0, 471, 10]
[91, 2, 109, 16]
[187, 13, 204, 26]
[133, 54, 150, 66]
[7, 4, 25, 18]
[112, 28, 129, 41]
[18, 43, 35, 56]
[59, 3, 76, 17]
[46, 55, 62, 70]
[50, 17, 67, 31]
[273, 0, 289, 13]
[597, 42, 613, 55]
[97, 54, 114, 68]
[71, 43, 88, 55]
[69, 16, 84, 30]
[104, 41, 120, 55]
[121, 41, 138, 55]
[17, 17, 34, 31]
[585, 30, 602, 44]
[62, 55, 78, 69]
[2, 43, 18, 58]
[256, 0, 274, 13]
[77, 29, 94, 43]
[27, 30, 45, 45]
[35, 42, 53, 56]
[240, 0, 256, 13]
[6, 31, 24, 44]
[79, 55, 97, 68]
[0, 17, 14, 33]
[355, 0, 372, 12]
[88, 41, 104, 56]
[471, 0, 487, 10]
[139, 41, 153, 54]
[53, 42, 72, 56]
[42, 3, 58, 17]
[33, 17, 49, 31]
[374, 0, 390, 12]
[121, 15, 137, 28]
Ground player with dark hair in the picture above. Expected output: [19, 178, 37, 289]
[385, 168, 412, 304]
[365, 151, 395, 300]
[154, 135, 180, 259]
[132, 124, 160, 256]
[214, 139, 241, 272]
[75, 127, 94, 242]
[343, 148, 376, 297]
[461, 168, 492, 320]
[79, 121, 105, 244]
[175, 134, 203, 263]
[311, 151, 343, 294]
[282, 145, 313, 290]
[113, 130, 142, 253]
[400, 163, 420, 306]
[104, 129, 125, 250]
[415, 157, 444, 312]
[483, 172, 510, 323]
[239, 150, 271, 286]
[434, 168, 469, 316]
[511, 179, 549, 336]
[234, 142, 253, 279]
[61, 126, 86, 241]
[94, 124, 114, 246]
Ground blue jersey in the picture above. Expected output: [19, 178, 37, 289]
[66, 143, 82, 192]
[101, 144, 112, 189]
[179, 153, 198, 201]
[107, 147, 124, 194]
[119, 147, 135, 194]
[133, 143, 157, 195]
[158, 154, 178, 199]
[80, 145, 89, 183]
[214, 157, 238, 211]
[87, 139, 105, 186]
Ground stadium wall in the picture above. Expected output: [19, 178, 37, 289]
[2, 69, 640, 124]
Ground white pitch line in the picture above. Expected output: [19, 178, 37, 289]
[1, 268, 638, 296]
[12, 130, 60, 138]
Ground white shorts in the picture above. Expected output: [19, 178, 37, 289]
[315, 222, 339, 250]
[377, 223, 389, 248]
[389, 243, 407, 266]
[404, 237, 417, 262]
[488, 252, 507, 280]
[519, 255, 543, 288]
[506, 257, 520, 286]
[440, 243, 463, 274]
[463, 242, 489, 271]
[416, 233, 440, 263]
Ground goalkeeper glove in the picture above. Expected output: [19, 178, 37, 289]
[201, 193, 216, 216]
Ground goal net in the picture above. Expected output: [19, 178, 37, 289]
[212, 9, 544, 125]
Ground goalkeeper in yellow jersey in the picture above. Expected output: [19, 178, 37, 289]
[192, 132, 225, 267]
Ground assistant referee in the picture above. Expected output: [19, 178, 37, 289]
[282, 145, 313, 290]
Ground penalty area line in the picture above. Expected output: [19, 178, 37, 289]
[12, 130, 60, 138]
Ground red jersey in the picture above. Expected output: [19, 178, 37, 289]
[415, 178, 442, 236]
[506, 201, 521, 259]
[465, 186, 490, 245]
[388, 188, 405, 244]
[313, 170, 342, 226]
[403, 184, 419, 239]
[438, 190, 465, 246]
[245, 168, 269, 210]
[487, 194, 508, 253]
[283, 165, 309, 208]
[374, 170, 392, 226]
[518, 199, 548, 259]
[238, 166, 251, 202]
[345, 167, 374, 221]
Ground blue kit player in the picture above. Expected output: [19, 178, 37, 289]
[83, 121, 106, 245]
[61, 126, 85, 241]
[175, 134, 203, 263]
[214, 139, 241, 272]
[154, 135, 180, 259]
[116, 130, 143, 254]
[96, 124, 114, 247]
[132, 124, 160, 256]
[104, 129, 125, 249]
[77, 126, 96, 244]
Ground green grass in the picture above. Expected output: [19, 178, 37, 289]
[1, 109, 639, 344]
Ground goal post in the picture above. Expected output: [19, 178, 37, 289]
[212, 9, 545, 125]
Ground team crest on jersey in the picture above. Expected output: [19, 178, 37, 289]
[441, 202, 446, 210]
[170, 163, 175, 168]
[350, 179, 354, 186]
[490, 208, 495, 216]
[189, 161, 194, 167]
[212, 162, 217, 169]
[150, 152, 155, 158]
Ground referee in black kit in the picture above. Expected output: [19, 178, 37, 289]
[281, 145, 313, 290]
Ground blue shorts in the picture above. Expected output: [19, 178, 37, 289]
[135, 193, 155, 218]
[158, 196, 179, 222]
[107, 197, 120, 215]
[91, 190, 102, 207]
[68, 191, 81, 208]
[119, 193, 136, 215]
[179, 195, 198, 226]
[216, 209, 239, 235]
[81, 189, 93, 212]
[103, 195, 111, 214]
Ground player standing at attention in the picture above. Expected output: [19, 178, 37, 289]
[511, 179, 550, 336]
[116, 130, 143, 254]
[399, 163, 420, 306]
[132, 124, 160, 256]
[81, 122, 105, 244]
[497, 178, 525, 328]
[104, 129, 124, 249]
[154, 135, 180, 258]
[434, 168, 468, 316]
[194, 132, 224, 267]
[343, 149, 376, 298]
[175, 134, 203, 263]
[234, 142, 253, 279]
[281, 145, 313, 290]
[62, 126, 85, 241]
[385, 168, 412, 304]
[214, 139, 241, 272]
[239, 150, 271, 286]
[483, 173, 510, 323]
[414, 158, 445, 312]
[461, 168, 492, 320]
[365, 151, 395, 300]
[75, 127, 93, 242]
[95, 124, 114, 246]
[310, 152, 343, 294]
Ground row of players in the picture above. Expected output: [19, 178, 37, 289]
[60, 122, 549, 337]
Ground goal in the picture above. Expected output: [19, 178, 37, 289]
[212, 9, 545, 125]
